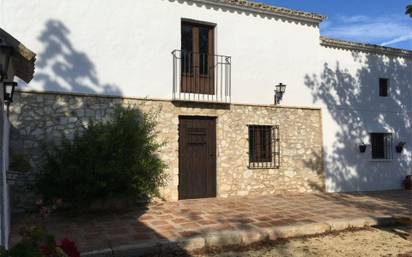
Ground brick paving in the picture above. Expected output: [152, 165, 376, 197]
[11, 191, 412, 254]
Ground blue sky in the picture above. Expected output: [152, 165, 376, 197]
[260, 0, 412, 50]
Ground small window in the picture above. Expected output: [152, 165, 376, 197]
[370, 133, 392, 160]
[379, 78, 389, 97]
[248, 125, 280, 169]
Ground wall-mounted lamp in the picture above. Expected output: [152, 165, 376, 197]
[0, 45, 13, 81]
[359, 143, 367, 153]
[396, 142, 406, 153]
[274, 83, 287, 105]
[3, 81, 17, 105]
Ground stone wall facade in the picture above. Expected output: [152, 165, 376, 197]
[9, 91, 324, 207]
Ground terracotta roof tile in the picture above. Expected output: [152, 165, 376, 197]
[197, 0, 326, 23]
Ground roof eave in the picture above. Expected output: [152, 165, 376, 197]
[190, 0, 326, 24]
[320, 36, 412, 59]
[0, 28, 36, 83]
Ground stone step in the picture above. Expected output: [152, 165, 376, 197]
[80, 215, 397, 257]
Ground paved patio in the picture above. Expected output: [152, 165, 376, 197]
[11, 191, 412, 256]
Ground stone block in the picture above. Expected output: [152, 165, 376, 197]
[177, 236, 206, 251]
[266, 222, 330, 239]
[324, 216, 393, 231]
[205, 231, 242, 248]
[324, 218, 350, 231]
[239, 229, 268, 245]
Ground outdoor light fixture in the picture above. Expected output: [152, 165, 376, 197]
[274, 83, 287, 105]
[3, 81, 17, 105]
[359, 143, 367, 153]
[396, 142, 406, 153]
[0, 45, 13, 81]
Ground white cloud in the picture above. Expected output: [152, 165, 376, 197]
[321, 15, 412, 47]
[339, 15, 371, 23]
[381, 34, 412, 46]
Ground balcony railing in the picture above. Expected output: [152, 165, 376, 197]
[172, 50, 231, 103]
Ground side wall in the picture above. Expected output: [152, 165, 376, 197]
[9, 91, 324, 207]
[312, 47, 412, 192]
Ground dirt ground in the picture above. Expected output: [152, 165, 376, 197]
[182, 227, 412, 257]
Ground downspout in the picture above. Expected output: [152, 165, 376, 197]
[0, 32, 9, 247]
[0, 0, 4, 27]
[0, 109, 5, 249]
[0, 71, 4, 248]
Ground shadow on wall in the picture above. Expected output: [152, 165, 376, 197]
[35, 20, 122, 95]
[11, 19, 124, 179]
[9, 20, 197, 257]
[301, 151, 325, 192]
[304, 51, 412, 192]
[9, 19, 135, 205]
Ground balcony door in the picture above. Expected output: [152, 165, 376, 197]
[181, 21, 215, 95]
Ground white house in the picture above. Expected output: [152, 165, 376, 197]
[1, 0, 411, 202]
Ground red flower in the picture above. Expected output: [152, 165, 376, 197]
[58, 238, 80, 257]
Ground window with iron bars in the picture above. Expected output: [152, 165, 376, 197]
[248, 125, 280, 169]
[370, 133, 393, 160]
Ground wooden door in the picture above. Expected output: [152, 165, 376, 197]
[179, 116, 216, 200]
[181, 21, 215, 94]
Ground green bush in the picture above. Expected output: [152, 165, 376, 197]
[36, 106, 167, 209]
[9, 152, 31, 172]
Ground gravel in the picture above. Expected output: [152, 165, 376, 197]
[196, 227, 412, 257]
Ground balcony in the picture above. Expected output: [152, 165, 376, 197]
[172, 50, 231, 103]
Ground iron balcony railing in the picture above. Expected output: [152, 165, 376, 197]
[172, 50, 231, 103]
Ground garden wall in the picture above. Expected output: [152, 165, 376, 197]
[9, 91, 324, 210]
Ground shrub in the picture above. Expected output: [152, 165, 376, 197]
[35, 106, 167, 209]
[9, 152, 31, 172]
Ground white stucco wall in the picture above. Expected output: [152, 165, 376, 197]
[1, 0, 411, 192]
[0, 0, 321, 104]
[313, 48, 412, 192]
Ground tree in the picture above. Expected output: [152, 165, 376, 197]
[406, 4, 412, 17]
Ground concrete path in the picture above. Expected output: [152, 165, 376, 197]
[11, 191, 412, 257]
